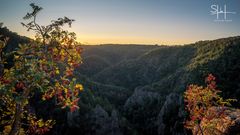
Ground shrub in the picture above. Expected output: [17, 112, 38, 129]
[0, 3, 83, 135]
[184, 74, 236, 135]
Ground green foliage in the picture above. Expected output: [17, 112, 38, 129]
[0, 3, 82, 135]
[1, 12, 240, 134]
[184, 74, 237, 135]
[75, 36, 240, 135]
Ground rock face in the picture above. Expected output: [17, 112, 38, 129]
[193, 107, 240, 135]
[157, 93, 186, 135]
[124, 87, 163, 135]
[67, 110, 81, 128]
[67, 104, 123, 135]
[110, 110, 122, 135]
[88, 105, 123, 135]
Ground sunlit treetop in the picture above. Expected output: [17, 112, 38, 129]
[0, 3, 83, 135]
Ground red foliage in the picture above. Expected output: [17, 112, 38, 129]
[184, 74, 236, 134]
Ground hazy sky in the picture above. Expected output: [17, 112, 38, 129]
[0, 0, 240, 45]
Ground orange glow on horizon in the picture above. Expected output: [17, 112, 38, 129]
[76, 34, 196, 45]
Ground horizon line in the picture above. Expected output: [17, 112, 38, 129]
[78, 35, 240, 46]
[1, 26, 239, 46]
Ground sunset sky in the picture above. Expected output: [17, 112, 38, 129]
[1, 0, 240, 45]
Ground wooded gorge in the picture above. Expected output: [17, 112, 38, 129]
[1, 24, 240, 134]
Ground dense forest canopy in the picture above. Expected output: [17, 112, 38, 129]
[0, 1, 240, 134]
[1, 24, 240, 134]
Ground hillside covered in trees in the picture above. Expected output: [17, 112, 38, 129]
[1, 25, 240, 134]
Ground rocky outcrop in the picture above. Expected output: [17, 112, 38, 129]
[157, 93, 186, 135]
[90, 105, 110, 135]
[88, 105, 123, 135]
[193, 107, 240, 135]
[110, 110, 122, 135]
[124, 87, 162, 135]
[67, 104, 123, 135]
[124, 87, 161, 110]
[67, 109, 81, 128]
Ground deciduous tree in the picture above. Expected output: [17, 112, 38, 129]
[0, 3, 83, 135]
[184, 74, 236, 135]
